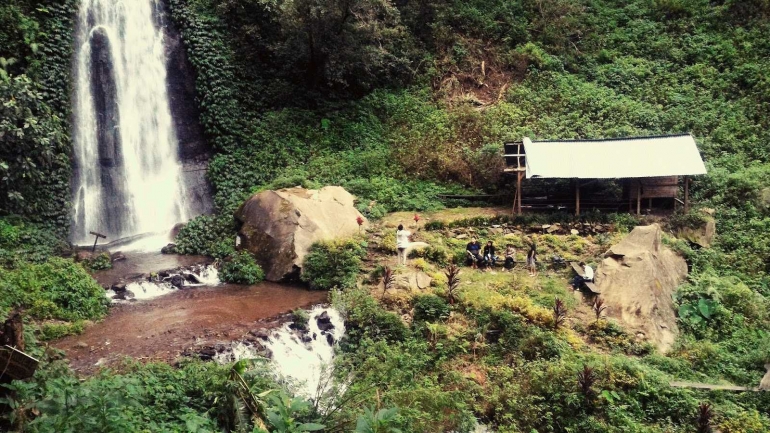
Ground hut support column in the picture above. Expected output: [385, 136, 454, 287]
[636, 181, 642, 215]
[684, 176, 690, 212]
[575, 180, 581, 216]
[516, 171, 523, 215]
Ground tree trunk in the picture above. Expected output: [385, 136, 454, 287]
[0, 310, 25, 352]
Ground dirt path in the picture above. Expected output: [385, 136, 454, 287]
[54, 283, 328, 374]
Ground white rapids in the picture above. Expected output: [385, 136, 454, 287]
[216, 306, 345, 400]
[106, 265, 220, 302]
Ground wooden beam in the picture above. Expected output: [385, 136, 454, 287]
[635, 181, 641, 215]
[684, 176, 690, 212]
[516, 171, 523, 214]
[575, 180, 581, 216]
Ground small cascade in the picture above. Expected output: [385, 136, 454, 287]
[215, 306, 345, 399]
[106, 264, 219, 302]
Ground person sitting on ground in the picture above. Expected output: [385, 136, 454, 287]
[504, 244, 516, 271]
[466, 238, 483, 268]
[527, 243, 538, 277]
[571, 261, 594, 290]
[483, 241, 498, 269]
[396, 224, 411, 265]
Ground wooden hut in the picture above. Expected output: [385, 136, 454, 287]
[505, 134, 707, 215]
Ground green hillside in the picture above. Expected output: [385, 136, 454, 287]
[2, 0, 770, 431]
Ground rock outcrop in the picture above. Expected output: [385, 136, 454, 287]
[595, 224, 687, 353]
[235, 186, 367, 282]
[676, 208, 716, 248]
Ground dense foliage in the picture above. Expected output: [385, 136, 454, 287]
[3, 0, 770, 430]
[301, 239, 366, 290]
[220, 250, 266, 285]
[0, 257, 107, 322]
[0, 0, 77, 231]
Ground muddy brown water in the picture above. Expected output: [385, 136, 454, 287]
[54, 282, 328, 374]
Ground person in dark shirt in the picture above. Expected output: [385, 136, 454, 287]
[483, 241, 497, 269]
[527, 243, 538, 277]
[504, 244, 516, 271]
[466, 238, 482, 268]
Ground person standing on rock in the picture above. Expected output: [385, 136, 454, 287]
[396, 224, 411, 265]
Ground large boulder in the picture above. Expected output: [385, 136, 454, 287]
[595, 224, 687, 353]
[235, 186, 367, 282]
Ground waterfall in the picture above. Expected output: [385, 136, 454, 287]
[71, 0, 189, 245]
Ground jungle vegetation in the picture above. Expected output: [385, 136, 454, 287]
[2, 0, 770, 431]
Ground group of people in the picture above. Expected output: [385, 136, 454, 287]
[465, 238, 539, 276]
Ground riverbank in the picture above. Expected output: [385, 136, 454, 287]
[54, 282, 327, 374]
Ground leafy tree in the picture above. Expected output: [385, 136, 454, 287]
[262, 0, 413, 92]
[0, 75, 67, 216]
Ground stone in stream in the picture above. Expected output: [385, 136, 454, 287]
[183, 272, 202, 284]
[170, 275, 185, 289]
[325, 333, 335, 346]
[316, 311, 335, 332]
[111, 251, 126, 262]
[161, 243, 177, 254]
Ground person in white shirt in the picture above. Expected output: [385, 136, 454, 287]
[396, 224, 411, 265]
[571, 261, 594, 290]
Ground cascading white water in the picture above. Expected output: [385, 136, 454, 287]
[216, 306, 346, 400]
[72, 0, 188, 245]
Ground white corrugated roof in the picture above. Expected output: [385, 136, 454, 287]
[523, 134, 707, 179]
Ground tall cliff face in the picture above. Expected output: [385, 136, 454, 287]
[158, 0, 212, 218]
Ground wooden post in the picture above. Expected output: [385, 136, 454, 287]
[684, 176, 690, 212]
[516, 171, 523, 214]
[89, 231, 106, 252]
[575, 179, 581, 216]
[636, 181, 642, 215]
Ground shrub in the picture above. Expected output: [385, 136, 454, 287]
[175, 214, 236, 258]
[410, 245, 450, 266]
[79, 252, 112, 272]
[586, 319, 633, 351]
[0, 257, 108, 321]
[424, 221, 447, 231]
[413, 294, 451, 323]
[39, 320, 86, 341]
[291, 308, 310, 330]
[220, 251, 265, 284]
[301, 239, 365, 290]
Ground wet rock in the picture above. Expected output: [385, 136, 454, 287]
[161, 243, 177, 254]
[170, 223, 186, 239]
[170, 275, 185, 289]
[111, 252, 126, 262]
[249, 329, 270, 340]
[198, 347, 217, 360]
[111, 282, 127, 293]
[300, 334, 313, 344]
[183, 272, 202, 284]
[325, 333, 334, 346]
